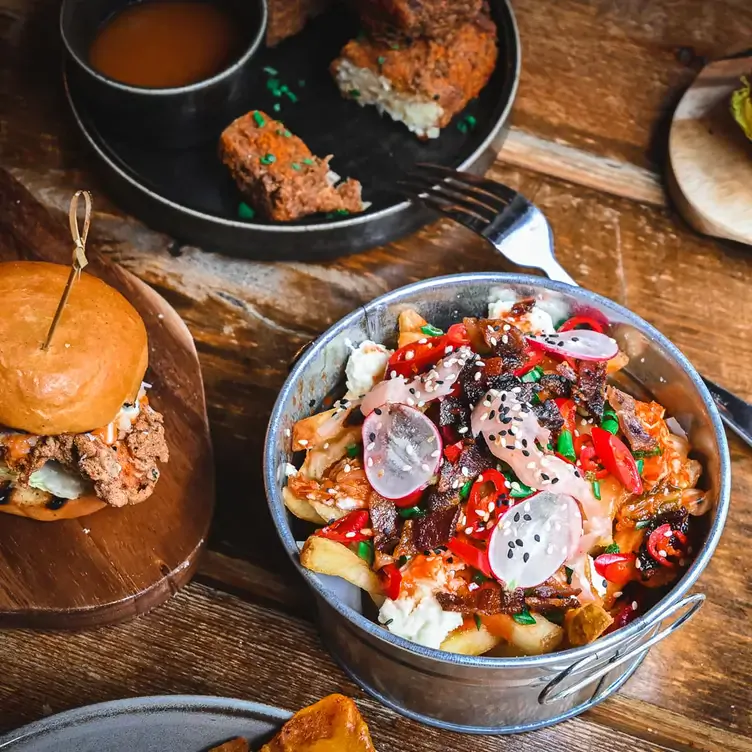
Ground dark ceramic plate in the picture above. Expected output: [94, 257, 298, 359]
[0, 696, 291, 751]
[64, 1, 520, 260]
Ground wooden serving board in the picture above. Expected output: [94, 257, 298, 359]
[0, 176, 215, 628]
[668, 53, 752, 246]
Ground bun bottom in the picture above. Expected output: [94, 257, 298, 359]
[0, 492, 107, 521]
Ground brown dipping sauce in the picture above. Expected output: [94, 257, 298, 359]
[89, 1, 245, 89]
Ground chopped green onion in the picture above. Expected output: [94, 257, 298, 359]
[636, 459, 644, 475]
[604, 543, 620, 554]
[592, 479, 602, 500]
[302, 158, 314, 165]
[346, 444, 360, 458]
[284, 89, 298, 103]
[349, 89, 361, 98]
[556, 430, 576, 463]
[397, 555, 410, 567]
[291, 162, 301, 171]
[266, 78, 281, 94]
[635, 519, 651, 529]
[390, 42, 400, 50]
[464, 114, 477, 129]
[521, 366, 543, 383]
[564, 566, 574, 585]
[259, 153, 276, 165]
[263, 66, 278, 75]
[357, 540, 374, 566]
[459, 479, 473, 501]
[237, 202, 255, 220]
[601, 418, 619, 435]
[473, 571, 490, 584]
[473, 613, 482, 631]
[398, 505, 426, 519]
[252, 111, 265, 127]
[420, 324, 444, 337]
[633, 447, 662, 458]
[273, 103, 281, 112]
[512, 608, 536, 626]
[377, 56, 386, 65]
[508, 479, 534, 499]
[457, 121, 468, 134]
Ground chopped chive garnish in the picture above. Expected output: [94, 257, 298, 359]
[291, 162, 301, 171]
[259, 153, 276, 165]
[512, 607, 536, 625]
[302, 158, 314, 165]
[252, 111, 265, 127]
[457, 121, 468, 134]
[604, 543, 620, 554]
[592, 479, 601, 500]
[420, 324, 444, 337]
[377, 55, 386, 65]
[473, 571, 490, 584]
[636, 458, 644, 474]
[633, 447, 662, 458]
[349, 89, 361, 98]
[237, 202, 255, 220]
[465, 114, 477, 128]
[390, 42, 400, 50]
[357, 540, 374, 565]
[556, 430, 576, 463]
[284, 89, 298, 102]
[263, 66, 278, 75]
[346, 444, 360, 458]
[473, 613, 482, 631]
[283, 129, 292, 137]
[273, 103, 281, 112]
[521, 366, 543, 383]
[397, 555, 409, 567]
[398, 505, 425, 519]
[458, 479, 473, 501]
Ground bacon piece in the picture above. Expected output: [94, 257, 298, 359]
[606, 386, 658, 452]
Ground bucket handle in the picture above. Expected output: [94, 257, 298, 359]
[538, 593, 705, 705]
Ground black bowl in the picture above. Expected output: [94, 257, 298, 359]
[60, 0, 267, 148]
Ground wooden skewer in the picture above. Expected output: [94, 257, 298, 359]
[41, 190, 92, 351]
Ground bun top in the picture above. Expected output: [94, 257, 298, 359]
[0, 261, 148, 435]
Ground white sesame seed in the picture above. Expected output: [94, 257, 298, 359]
[298, 439, 308, 446]
[430, 449, 440, 458]
[345, 531, 356, 538]
[367, 442, 376, 451]
[490, 337, 498, 346]
[390, 370, 397, 378]
[344, 464, 351, 472]
[658, 550, 667, 558]
[461, 466, 470, 476]
[613, 591, 623, 598]
[452, 479, 460, 489]
[487, 502, 495, 512]
[635, 558, 642, 569]
[421, 463, 430, 471]
[323, 442, 330, 449]
[327, 488, 337, 494]
[405, 351, 415, 360]
[664, 529, 672, 537]
[464, 527, 474, 535]
[458, 427, 468, 434]
[284, 428, 291, 437]
[402, 464, 412, 472]
[418, 338, 427, 344]
[468, 582, 479, 591]
[367, 457, 374, 467]
[631, 601, 638, 611]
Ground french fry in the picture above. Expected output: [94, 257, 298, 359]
[282, 487, 326, 524]
[565, 603, 614, 646]
[300, 536, 381, 593]
[441, 624, 502, 656]
[309, 499, 349, 522]
[300, 427, 361, 480]
[481, 613, 564, 656]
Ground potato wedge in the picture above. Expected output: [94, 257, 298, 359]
[300, 537, 381, 593]
[507, 614, 564, 655]
[300, 427, 361, 480]
[441, 624, 502, 656]
[282, 487, 326, 524]
[565, 603, 614, 646]
[309, 499, 349, 522]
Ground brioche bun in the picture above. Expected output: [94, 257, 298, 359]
[0, 261, 148, 435]
[0, 483, 106, 521]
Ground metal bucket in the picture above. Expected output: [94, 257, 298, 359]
[264, 274, 730, 733]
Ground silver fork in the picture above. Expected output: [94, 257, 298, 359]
[397, 163, 752, 448]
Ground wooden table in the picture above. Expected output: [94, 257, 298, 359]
[1, 0, 751, 749]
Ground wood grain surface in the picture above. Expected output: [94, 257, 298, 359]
[1, 0, 751, 749]
[0, 175, 215, 628]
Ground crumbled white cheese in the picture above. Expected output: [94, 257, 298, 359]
[283, 463, 298, 478]
[378, 583, 463, 649]
[345, 340, 392, 398]
[487, 299, 555, 335]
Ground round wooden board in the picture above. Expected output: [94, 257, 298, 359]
[0, 186, 215, 629]
[668, 54, 752, 246]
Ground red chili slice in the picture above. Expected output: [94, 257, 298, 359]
[574, 435, 609, 479]
[558, 315, 606, 334]
[590, 426, 643, 494]
[447, 537, 494, 578]
[465, 469, 508, 539]
[606, 596, 642, 634]
[513, 347, 545, 377]
[593, 552, 638, 586]
[387, 336, 445, 379]
[392, 488, 424, 509]
[379, 562, 403, 600]
[443, 440, 464, 464]
[315, 510, 371, 543]
[554, 398, 576, 433]
[446, 323, 471, 348]
[647, 524, 688, 567]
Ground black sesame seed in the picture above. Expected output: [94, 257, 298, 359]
[369, 433, 376, 442]
[572, 337, 579, 342]
[488, 434, 496, 441]
[502, 417, 512, 424]
[489, 410, 496, 420]
[523, 553, 530, 563]
[308, 398, 316, 407]
[534, 534, 541, 542]
[374, 408, 382, 415]
[514, 512, 520, 522]
[447, 557, 454, 564]
[523, 514, 532, 521]
[521, 439, 528, 447]
[507, 549, 514, 559]
[552, 478, 560, 484]
[515, 538, 523, 546]
[522, 450, 530, 457]
[541, 473, 550, 481]
[501, 394, 507, 402]
[508, 541, 515, 548]
[499, 430, 508, 436]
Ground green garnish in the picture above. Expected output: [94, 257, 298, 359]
[398, 505, 426, 519]
[259, 153, 276, 165]
[266, 78, 282, 95]
[508, 478, 534, 499]
[633, 447, 662, 458]
[521, 366, 543, 383]
[604, 543, 620, 554]
[284, 89, 298, 103]
[457, 114, 477, 134]
[273, 103, 281, 112]
[291, 162, 301, 171]
[546, 610, 565, 625]
[263, 66, 278, 75]
[731, 76, 752, 140]
[602, 418, 619, 435]
[397, 555, 410, 567]
[459, 479, 473, 501]
[635, 519, 652, 530]
[473, 613, 482, 631]
[346, 444, 360, 458]
[377, 56, 386, 65]
[556, 430, 576, 463]
[302, 158, 314, 165]
[237, 202, 255, 220]
[390, 42, 400, 50]
[512, 608, 536, 626]
[349, 89, 361, 98]
[420, 324, 444, 337]
[357, 540, 374, 565]
[457, 121, 469, 134]
[564, 566, 574, 585]
[592, 479, 602, 500]
[252, 111, 266, 127]
[636, 459, 644, 475]
[473, 571, 490, 584]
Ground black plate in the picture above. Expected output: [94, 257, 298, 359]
[64, 1, 520, 260]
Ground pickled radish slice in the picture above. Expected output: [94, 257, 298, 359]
[361, 346, 474, 415]
[526, 330, 618, 362]
[488, 492, 583, 588]
[362, 404, 442, 500]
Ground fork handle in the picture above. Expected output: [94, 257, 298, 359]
[537, 258, 578, 287]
